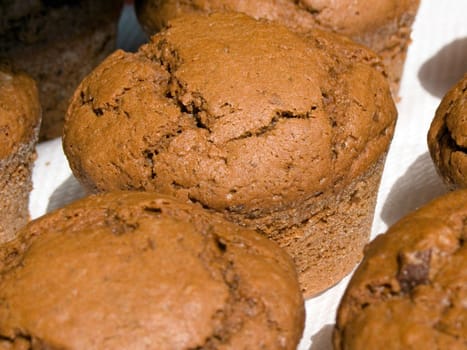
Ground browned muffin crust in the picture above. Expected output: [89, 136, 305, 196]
[0, 191, 304, 349]
[0, 62, 41, 243]
[0, 0, 122, 140]
[135, 0, 420, 95]
[63, 13, 397, 296]
[334, 189, 467, 349]
[428, 73, 467, 189]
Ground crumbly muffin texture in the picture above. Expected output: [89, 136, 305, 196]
[428, 73, 467, 189]
[64, 13, 396, 296]
[0, 63, 41, 243]
[0, 0, 122, 140]
[0, 191, 304, 349]
[334, 189, 467, 350]
[135, 0, 420, 95]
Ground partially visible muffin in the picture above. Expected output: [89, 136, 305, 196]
[428, 73, 467, 189]
[135, 0, 420, 96]
[0, 0, 123, 140]
[0, 62, 41, 243]
[63, 13, 397, 297]
[0, 191, 305, 349]
[334, 189, 467, 349]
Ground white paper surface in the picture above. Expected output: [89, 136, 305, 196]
[29, 1, 467, 349]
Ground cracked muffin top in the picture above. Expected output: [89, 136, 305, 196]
[0, 62, 40, 159]
[0, 191, 304, 349]
[63, 12, 396, 215]
[428, 73, 467, 189]
[135, 0, 420, 96]
[333, 189, 467, 349]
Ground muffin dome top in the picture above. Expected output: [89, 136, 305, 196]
[0, 63, 40, 159]
[64, 12, 396, 214]
[0, 191, 304, 349]
[428, 73, 467, 189]
[334, 189, 467, 349]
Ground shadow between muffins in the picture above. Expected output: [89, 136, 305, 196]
[117, 3, 148, 52]
[381, 152, 448, 227]
[308, 324, 333, 350]
[46, 175, 87, 213]
[418, 37, 467, 98]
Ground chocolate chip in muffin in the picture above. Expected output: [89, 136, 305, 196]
[397, 249, 431, 293]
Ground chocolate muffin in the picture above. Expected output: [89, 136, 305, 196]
[0, 191, 304, 349]
[0, 0, 123, 140]
[63, 13, 397, 297]
[0, 62, 41, 243]
[428, 73, 467, 189]
[135, 0, 420, 96]
[334, 189, 467, 349]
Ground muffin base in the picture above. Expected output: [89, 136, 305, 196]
[358, 11, 418, 97]
[0, 136, 38, 243]
[225, 157, 386, 298]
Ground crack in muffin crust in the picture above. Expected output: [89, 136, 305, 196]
[428, 73, 467, 189]
[63, 13, 397, 296]
[135, 0, 420, 96]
